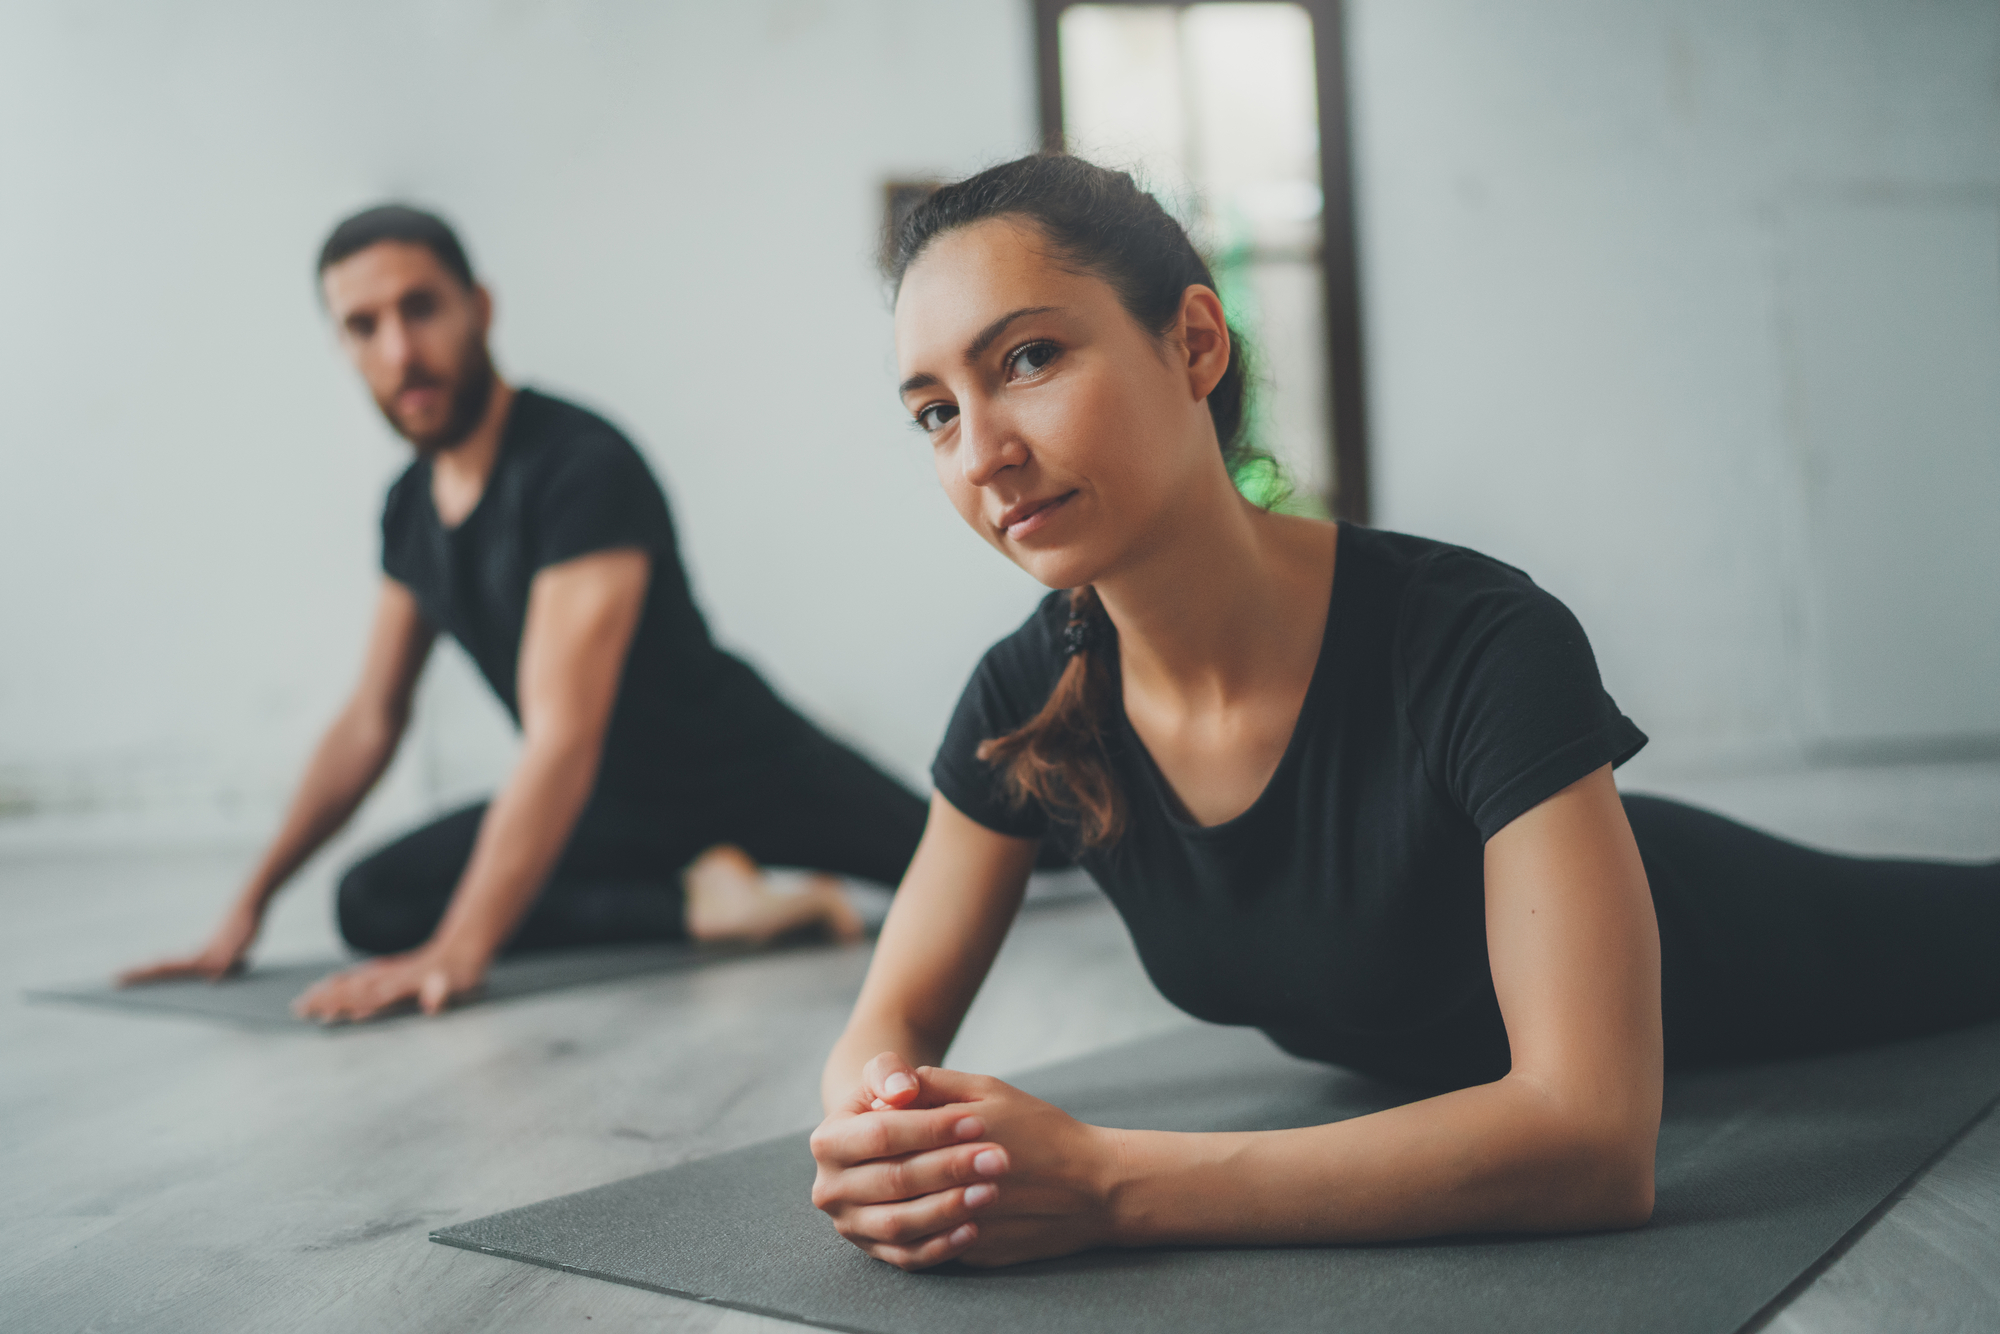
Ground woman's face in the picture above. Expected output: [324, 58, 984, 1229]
[893, 218, 1228, 591]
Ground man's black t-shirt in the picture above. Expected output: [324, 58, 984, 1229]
[382, 388, 804, 801]
[932, 524, 1647, 1087]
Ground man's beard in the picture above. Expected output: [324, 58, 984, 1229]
[383, 339, 497, 455]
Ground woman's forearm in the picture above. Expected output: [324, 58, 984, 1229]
[1104, 1073, 1656, 1247]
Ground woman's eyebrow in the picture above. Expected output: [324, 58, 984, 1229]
[899, 305, 1062, 400]
[964, 305, 1058, 363]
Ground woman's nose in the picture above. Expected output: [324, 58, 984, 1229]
[958, 409, 1028, 488]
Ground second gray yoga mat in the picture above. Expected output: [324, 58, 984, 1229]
[435, 1019, 2000, 1334]
[26, 940, 761, 1031]
[26, 873, 1101, 1032]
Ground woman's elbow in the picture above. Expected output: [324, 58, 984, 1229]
[1586, 1152, 1656, 1229]
[1564, 1122, 1657, 1230]
[1511, 1083, 1658, 1230]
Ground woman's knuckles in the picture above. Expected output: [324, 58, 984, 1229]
[809, 1117, 874, 1162]
[878, 1212, 932, 1244]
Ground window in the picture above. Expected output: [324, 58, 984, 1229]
[1035, 0, 1369, 520]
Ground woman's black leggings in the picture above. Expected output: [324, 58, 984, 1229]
[1627, 794, 2000, 1067]
[335, 724, 929, 956]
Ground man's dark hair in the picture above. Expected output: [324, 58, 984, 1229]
[317, 204, 475, 289]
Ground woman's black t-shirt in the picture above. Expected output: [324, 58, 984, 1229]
[932, 524, 1647, 1087]
[381, 388, 804, 801]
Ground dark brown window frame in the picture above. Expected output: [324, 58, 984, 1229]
[1032, 0, 1371, 522]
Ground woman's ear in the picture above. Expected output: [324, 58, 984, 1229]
[1175, 285, 1231, 404]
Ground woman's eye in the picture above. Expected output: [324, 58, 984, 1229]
[914, 403, 959, 434]
[1005, 341, 1060, 379]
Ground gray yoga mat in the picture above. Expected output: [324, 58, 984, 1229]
[26, 940, 766, 1031]
[434, 1019, 2000, 1334]
[26, 872, 1100, 1032]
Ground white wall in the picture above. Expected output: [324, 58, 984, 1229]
[5, 0, 1995, 853]
[1348, 0, 2000, 770]
[0, 0, 1045, 846]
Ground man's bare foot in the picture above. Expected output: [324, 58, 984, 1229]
[683, 845, 865, 945]
[808, 873, 867, 944]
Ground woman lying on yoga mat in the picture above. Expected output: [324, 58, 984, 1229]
[809, 154, 2000, 1270]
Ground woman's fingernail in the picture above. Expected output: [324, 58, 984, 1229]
[885, 1073, 916, 1097]
[964, 1183, 997, 1208]
[953, 1116, 984, 1140]
[949, 1224, 976, 1247]
[973, 1149, 1006, 1176]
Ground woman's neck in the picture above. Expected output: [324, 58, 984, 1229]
[1094, 470, 1337, 716]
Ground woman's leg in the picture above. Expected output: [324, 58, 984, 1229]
[335, 804, 487, 954]
[1627, 793, 2000, 1067]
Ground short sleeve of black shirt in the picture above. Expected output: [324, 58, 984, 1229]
[529, 429, 671, 570]
[931, 591, 1070, 840]
[1393, 546, 1646, 840]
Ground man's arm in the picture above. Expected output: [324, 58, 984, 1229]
[120, 579, 435, 984]
[292, 547, 649, 1021]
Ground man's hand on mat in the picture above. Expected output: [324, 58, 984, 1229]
[290, 942, 487, 1023]
[116, 902, 261, 987]
[810, 1056, 1117, 1271]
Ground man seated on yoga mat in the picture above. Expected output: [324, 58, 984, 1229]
[119, 204, 928, 1022]
[806, 155, 2000, 1269]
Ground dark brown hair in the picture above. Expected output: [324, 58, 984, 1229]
[890, 154, 1261, 849]
[318, 204, 475, 291]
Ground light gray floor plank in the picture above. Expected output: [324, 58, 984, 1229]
[3, 761, 1996, 1332]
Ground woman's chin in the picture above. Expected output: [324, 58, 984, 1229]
[1008, 545, 1103, 592]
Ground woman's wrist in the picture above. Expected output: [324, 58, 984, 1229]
[1095, 1127, 1251, 1249]
[1093, 1124, 1151, 1247]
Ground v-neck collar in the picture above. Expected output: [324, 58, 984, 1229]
[1118, 522, 1348, 840]
[426, 388, 529, 537]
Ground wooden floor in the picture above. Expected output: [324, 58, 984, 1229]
[3, 761, 1997, 1333]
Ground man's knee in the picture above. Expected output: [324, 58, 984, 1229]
[335, 859, 421, 955]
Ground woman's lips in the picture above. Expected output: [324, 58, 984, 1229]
[999, 491, 1076, 540]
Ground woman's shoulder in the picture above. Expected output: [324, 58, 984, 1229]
[1344, 526, 1642, 837]
[1344, 524, 1540, 601]
[1338, 525, 1571, 658]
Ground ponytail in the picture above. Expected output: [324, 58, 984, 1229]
[975, 586, 1125, 849]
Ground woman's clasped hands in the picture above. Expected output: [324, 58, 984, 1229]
[810, 1051, 1123, 1270]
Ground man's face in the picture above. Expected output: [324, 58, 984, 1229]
[321, 241, 495, 452]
